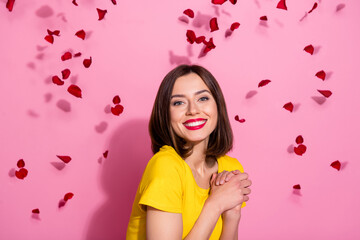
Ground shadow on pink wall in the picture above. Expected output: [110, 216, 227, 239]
[86, 119, 152, 239]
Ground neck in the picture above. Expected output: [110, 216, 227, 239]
[184, 140, 209, 175]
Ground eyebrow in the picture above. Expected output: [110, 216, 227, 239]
[170, 89, 210, 99]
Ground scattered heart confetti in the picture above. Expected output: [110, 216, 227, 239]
[183, 9, 194, 18]
[234, 115, 245, 123]
[330, 160, 341, 171]
[276, 0, 287, 10]
[64, 192, 74, 201]
[317, 90, 332, 98]
[203, 37, 216, 53]
[195, 36, 205, 44]
[72, 0, 78, 6]
[304, 44, 314, 55]
[97, 8, 107, 20]
[210, 17, 219, 32]
[17, 159, 25, 168]
[52, 76, 64, 85]
[230, 22, 240, 31]
[111, 104, 124, 116]
[212, 0, 227, 5]
[229, 0, 237, 4]
[295, 135, 304, 144]
[308, 2, 318, 13]
[283, 102, 294, 112]
[57, 155, 72, 163]
[44, 35, 54, 44]
[260, 16, 268, 21]
[258, 79, 271, 87]
[111, 0, 117, 5]
[336, 3, 345, 12]
[75, 29, 86, 40]
[293, 184, 301, 189]
[103, 150, 108, 158]
[294, 144, 307, 156]
[83, 57, 92, 68]
[113, 95, 121, 104]
[61, 52, 72, 61]
[315, 70, 326, 80]
[6, 0, 15, 12]
[68, 85, 82, 98]
[32, 208, 40, 214]
[61, 69, 71, 79]
[15, 168, 28, 179]
[47, 29, 60, 36]
[74, 52, 82, 57]
[186, 30, 196, 44]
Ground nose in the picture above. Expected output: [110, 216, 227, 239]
[186, 101, 200, 115]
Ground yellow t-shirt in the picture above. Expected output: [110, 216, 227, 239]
[126, 145, 245, 240]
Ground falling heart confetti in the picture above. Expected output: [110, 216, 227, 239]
[52, 76, 64, 85]
[97, 8, 107, 20]
[113, 95, 121, 104]
[212, 0, 227, 5]
[47, 29, 60, 36]
[67, 85, 82, 98]
[293, 184, 301, 189]
[294, 144, 307, 156]
[111, 104, 124, 116]
[6, 0, 15, 12]
[308, 3, 318, 13]
[203, 37, 216, 53]
[234, 115, 245, 123]
[229, 0, 237, 4]
[57, 155, 71, 163]
[183, 9, 194, 18]
[83, 57, 92, 68]
[230, 22, 240, 31]
[75, 29, 86, 40]
[186, 30, 196, 44]
[74, 52, 82, 57]
[315, 70, 326, 80]
[330, 160, 341, 171]
[210, 17, 219, 32]
[32, 208, 40, 214]
[317, 90, 332, 98]
[17, 159, 25, 168]
[64, 192, 74, 201]
[44, 35, 54, 44]
[304, 45, 314, 55]
[111, 0, 117, 5]
[72, 0, 78, 6]
[258, 79, 271, 87]
[260, 16, 268, 21]
[61, 52, 72, 61]
[295, 135, 304, 144]
[61, 69, 71, 79]
[283, 102, 294, 112]
[103, 150, 108, 158]
[276, 0, 287, 10]
[15, 168, 28, 179]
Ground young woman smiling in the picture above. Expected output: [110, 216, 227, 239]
[126, 65, 252, 240]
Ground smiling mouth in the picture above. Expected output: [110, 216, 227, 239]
[183, 119, 207, 130]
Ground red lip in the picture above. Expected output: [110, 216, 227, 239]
[183, 118, 206, 124]
[183, 118, 207, 130]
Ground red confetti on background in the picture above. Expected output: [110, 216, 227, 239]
[75, 30, 86, 40]
[61, 69, 71, 80]
[83, 57, 92, 68]
[293, 184, 301, 189]
[183, 9, 194, 18]
[44, 35, 54, 44]
[111, 105, 124, 116]
[210, 17, 219, 32]
[57, 155, 72, 163]
[330, 160, 341, 171]
[315, 70, 326, 80]
[113, 95, 121, 104]
[6, 0, 15, 12]
[68, 85, 82, 98]
[103, 150, 108, 158]
[294, 144, 307, 156]
[97, 8, 107, 20]
[52, 76, 64, 85]
[229, 0, 237, 4]
[74, 52, 82, 57]
[203, 38, 216, 53]
[276, 0, 287, 10]
[308, 3, 318, 13]
[230, 22, 240, 31]
[61, 52, 72, 61]
[64, 192, 74, 201]
[258, 79, 271, 87]
[283, 102, 294, 112]
[186, 30, 196, 44]
[47, 29, 60, 36]
[260, 16, 268, 21]
[32, 208, 40, 214]
[17, 159, 25, 168]
[234, 115, 245, 123]
[212, 0, 227, 5]
[304, 44, 314, 55]
[15, 168, 28, 180]
[317, 90, 332, 98]
[295, 135, 304, 144]
[72, 0, 78, 6]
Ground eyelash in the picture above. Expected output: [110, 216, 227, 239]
[172, 96, 209, 106]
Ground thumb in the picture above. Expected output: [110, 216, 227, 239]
[210, 172, 218, 186]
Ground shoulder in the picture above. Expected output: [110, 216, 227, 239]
[218, 154, 245, 173]
[145, 145, 185, 176]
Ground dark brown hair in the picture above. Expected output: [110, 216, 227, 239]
[149, 64, 233, 163]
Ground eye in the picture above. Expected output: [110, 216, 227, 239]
[172, 101, 184, 106]
[199, 96, 209, 101]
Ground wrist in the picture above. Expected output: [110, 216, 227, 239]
[204, 197, 223, 217]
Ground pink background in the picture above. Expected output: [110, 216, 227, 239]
[1, 0, 360, 239]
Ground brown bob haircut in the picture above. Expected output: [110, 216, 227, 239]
[149, 64, 233, 162]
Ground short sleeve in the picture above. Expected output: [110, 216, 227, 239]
[138, 153, 183, 213]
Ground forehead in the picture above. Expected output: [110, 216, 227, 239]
[172, 73, 210, 95]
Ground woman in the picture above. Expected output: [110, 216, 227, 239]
[126, 65, 252, 239]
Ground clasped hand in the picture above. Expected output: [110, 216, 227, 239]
[208, 170, 252, 219]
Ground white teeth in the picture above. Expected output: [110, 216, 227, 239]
[184, 120, 206, 127]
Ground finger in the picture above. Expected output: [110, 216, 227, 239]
[210, 173, 218, 186]
[240, 179, 252, 188]
[220, 171, 231, 185]
[243, 195, 249, 202]
[215, 172, 226, 185]
[225, 171, 239, 182]
[231, 170, 241, 175]
[236, 172, 249, 181]
[242, 187, 251, 195]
